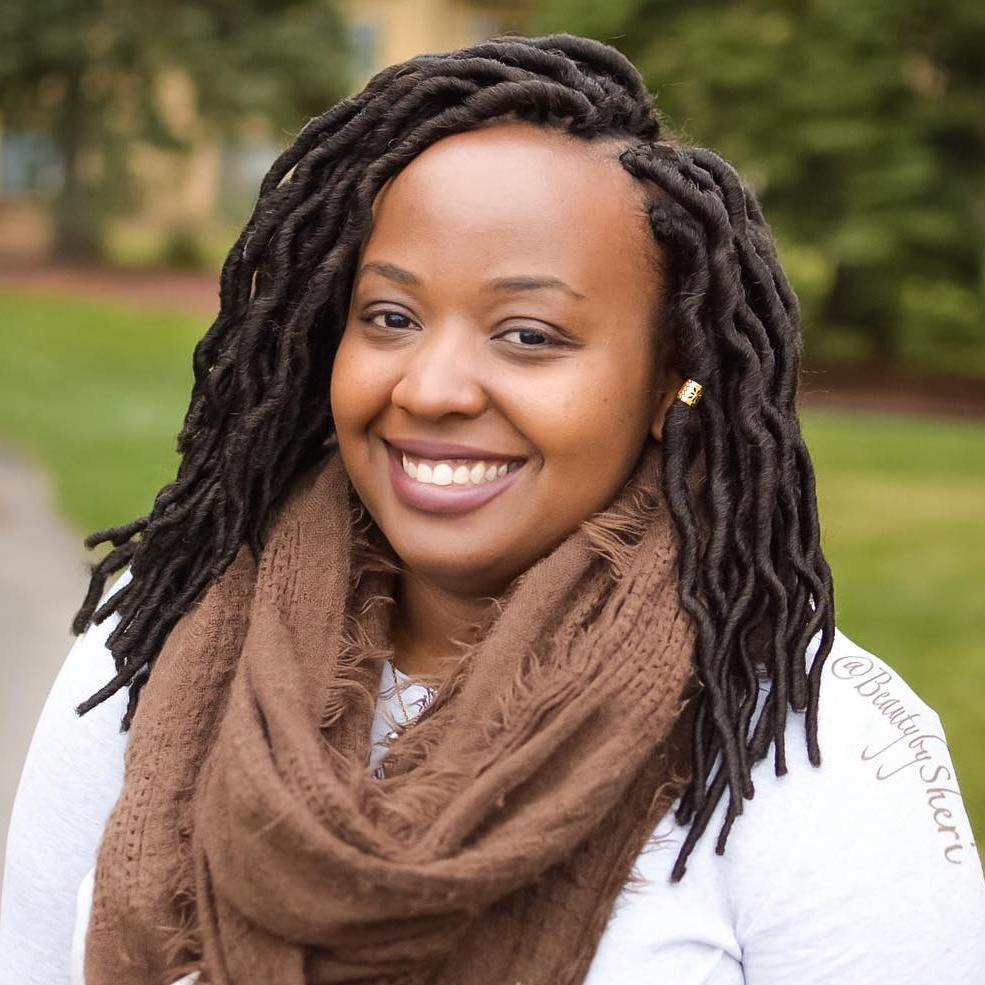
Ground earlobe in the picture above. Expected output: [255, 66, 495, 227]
[650, 374, 685, 443]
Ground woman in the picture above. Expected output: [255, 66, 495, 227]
[2, 31, 984, 985]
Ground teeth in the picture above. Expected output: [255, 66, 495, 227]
[401, 452, 517, 487]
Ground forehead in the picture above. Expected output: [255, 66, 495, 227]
[363, 121, 657, 288]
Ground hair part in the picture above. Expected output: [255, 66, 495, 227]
[72, 31, 835, 882]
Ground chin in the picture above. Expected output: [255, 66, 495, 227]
[387, 535, 523, 595]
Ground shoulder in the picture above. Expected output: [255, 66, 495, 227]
[618, 625, 985, 982]
[16, 566, 133, 781]
[672, 626, 973, 862]
[740, 624, 980, 878]
[810, 626, 978, 870]
[58, 567, 134, 722]
[815, 625, 944, 754]
[784, 624, 981, 871]
[9, 566, 133, 826]
[1, 569, 132, 980]
[730, 625, 985, 979]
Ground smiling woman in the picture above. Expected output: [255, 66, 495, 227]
[2, 30, 984, 985]
[331, 122, 681, 621]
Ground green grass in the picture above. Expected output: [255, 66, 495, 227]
[0, 290, 203, 534]
[1, 288, 982, 858]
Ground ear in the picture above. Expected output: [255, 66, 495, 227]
[650, 373, 685, 443]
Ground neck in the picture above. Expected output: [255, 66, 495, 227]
[389, 571, 497, 678]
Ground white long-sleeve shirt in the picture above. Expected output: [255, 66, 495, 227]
[3, 569, 984, 984]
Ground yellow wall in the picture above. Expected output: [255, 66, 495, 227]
[343, 0, 531, 90]
[0, 0, 536, 259]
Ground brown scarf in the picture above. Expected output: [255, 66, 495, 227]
[85, 436, 699, 985]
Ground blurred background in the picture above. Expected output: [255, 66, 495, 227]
[1, 0, 982, 885]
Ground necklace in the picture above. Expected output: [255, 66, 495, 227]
[390, 659, 411, 722]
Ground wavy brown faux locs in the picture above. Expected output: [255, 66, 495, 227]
[71, 31, 836, 882]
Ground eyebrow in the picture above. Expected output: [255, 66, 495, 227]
[356, 261, 587, 301]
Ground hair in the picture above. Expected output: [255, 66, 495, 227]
[71, 32, 835, 882]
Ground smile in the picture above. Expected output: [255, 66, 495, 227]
[384, 440, 527, 515]
[401, 450, 523, 486]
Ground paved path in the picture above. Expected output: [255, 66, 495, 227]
[0, 445, 89, 895]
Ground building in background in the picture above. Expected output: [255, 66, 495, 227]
[344, 0, 529, 88]
[0, 0, 532, 265]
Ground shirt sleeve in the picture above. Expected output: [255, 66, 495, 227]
[0, 570, 132, 985]
[738, 630, 985, 984]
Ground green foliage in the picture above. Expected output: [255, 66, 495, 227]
[533, 0, 985, 369]
[160, 222, 211, 271]
[0, 0, 352, 258]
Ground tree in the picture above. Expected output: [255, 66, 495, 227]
[0, 0, 352, 259]
[534, 0, 985, 368]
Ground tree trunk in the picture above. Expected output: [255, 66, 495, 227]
[822, 258, 901, 366]
[52, 68, 102, 261]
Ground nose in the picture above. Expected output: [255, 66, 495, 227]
[389, 323, 488, 421]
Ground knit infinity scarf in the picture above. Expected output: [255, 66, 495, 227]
[85, 436, 699, 985]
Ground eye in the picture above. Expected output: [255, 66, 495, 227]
[361, 309, 417, 331]
[496, 327, 563, 349]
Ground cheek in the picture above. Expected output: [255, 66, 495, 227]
[330, 331, 386, 433]
[519, 358, 648, 467]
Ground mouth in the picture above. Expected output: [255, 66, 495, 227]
[383, 439, 528, 516]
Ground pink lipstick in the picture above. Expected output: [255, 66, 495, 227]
[384, 440, 527, 516]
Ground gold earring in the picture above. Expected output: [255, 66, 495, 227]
[676, 379, 704, 406]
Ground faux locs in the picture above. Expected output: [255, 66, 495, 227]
[71, 32, 835, 882]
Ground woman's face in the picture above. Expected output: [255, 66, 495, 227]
[330, 120, 680, 598]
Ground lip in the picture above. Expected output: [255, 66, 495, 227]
[384, 439, 527, 516]
[384, 436, 528, 463]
